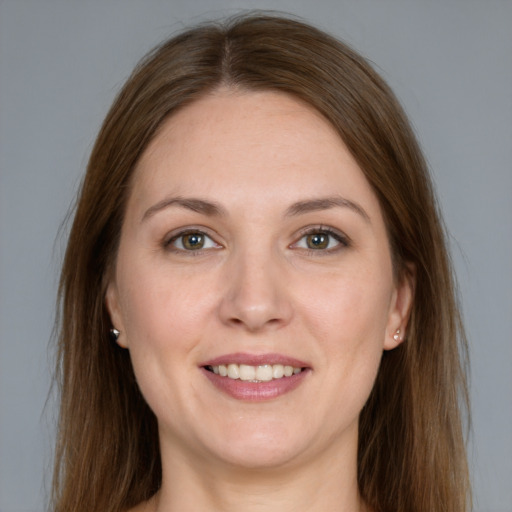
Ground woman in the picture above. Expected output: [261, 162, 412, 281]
[52, 14, 471, 512]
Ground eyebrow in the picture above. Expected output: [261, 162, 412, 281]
[142, 196, 227, 222]
[142, 195, 370, 223]
[284, 196, 370, 222]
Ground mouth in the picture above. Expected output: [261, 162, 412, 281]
[200, 353, 310, 401]
[204, 363, 304, 382]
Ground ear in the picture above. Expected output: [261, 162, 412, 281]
[105, 280, 129, 349]
[383, 264, 415, 351]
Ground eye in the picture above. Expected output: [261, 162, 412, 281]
[167, 230, 219, 252]
[293, 228, 348, 251]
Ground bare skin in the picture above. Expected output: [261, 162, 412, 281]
[108, 89, 413, 512]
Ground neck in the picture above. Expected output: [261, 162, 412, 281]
[150, 431, 367, 512]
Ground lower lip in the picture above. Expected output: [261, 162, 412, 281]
[201, 368, 310, 401]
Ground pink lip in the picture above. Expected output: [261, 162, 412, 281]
[199, 352, 311, 402]
[200, 352, 309, 368]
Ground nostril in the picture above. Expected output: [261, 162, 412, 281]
[227, 315, 283, 332]
[218, 277, 293, 331]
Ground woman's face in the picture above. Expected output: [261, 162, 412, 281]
[106, 90, 412, 471]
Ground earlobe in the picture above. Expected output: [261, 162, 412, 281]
[384, 264, 415, 351]
[105, 282, 128, 348]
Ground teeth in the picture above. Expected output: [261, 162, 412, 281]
[272, 365, 284, 379]
[227, 364, 239, 379]
[210, 363, 303, 381]
[239, 364, 256, 381]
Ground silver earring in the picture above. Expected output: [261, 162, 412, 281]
[110, 328, 120, 341]
[393, 329, 401, 342]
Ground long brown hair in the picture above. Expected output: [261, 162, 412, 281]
[52, 14, 470, 512]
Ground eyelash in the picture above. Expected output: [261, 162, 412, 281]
[164, 228, 221, 254]
[164, 225, 350, 255]
[293, 226, 350, 254]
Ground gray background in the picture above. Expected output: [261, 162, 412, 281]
[0, 1, 511, 511]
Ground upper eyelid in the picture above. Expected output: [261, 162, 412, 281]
[295, 225, 350, 242]
[164, 226, 220, 243]
[290, 227, 351, 254]
[163, 230, 223, 255]
[162, 224, 350, 248]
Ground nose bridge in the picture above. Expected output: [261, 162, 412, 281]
[218, 241, 292, 331]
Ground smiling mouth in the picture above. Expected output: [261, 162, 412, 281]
[204, 363, 304, 382]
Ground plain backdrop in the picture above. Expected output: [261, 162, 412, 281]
[0, 1, 511, 511]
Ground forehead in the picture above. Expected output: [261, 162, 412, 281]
[129, 89, 382, 220]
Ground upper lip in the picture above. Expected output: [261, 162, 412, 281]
[200, 352, 310, 368]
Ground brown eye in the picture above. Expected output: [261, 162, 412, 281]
[168, 231, 219, 252]
[306, 233, 329, 249]
[293, 228, 348, 252]
[182, 233, 205, 250]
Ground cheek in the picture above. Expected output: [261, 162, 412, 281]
[113, 257, 215, 411]
[313, 278, 390, 408]
[116, 253, 215, 343]
[299, 265, 392, 392]
[300, 267, 392, 345]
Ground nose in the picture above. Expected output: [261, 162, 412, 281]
[218, 247, 293, 332]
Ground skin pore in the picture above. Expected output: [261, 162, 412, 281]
[106, 89, 413, 512]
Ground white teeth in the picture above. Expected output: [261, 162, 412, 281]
[227, 364, 239, 379]
[255, 364, 273, 382]
[209, 363, 303, 381]
[272, 365, 284, 379]
[239, 364, 256, 381]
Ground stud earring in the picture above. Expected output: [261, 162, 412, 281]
[393, 329, 401, 342]
[110, 328, 120, 341]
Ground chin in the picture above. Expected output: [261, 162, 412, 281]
[198, 418, 316, 471]
[215, 442, 305, 471]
